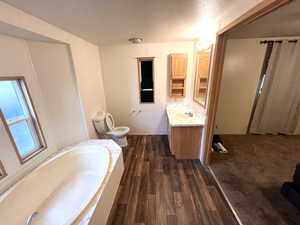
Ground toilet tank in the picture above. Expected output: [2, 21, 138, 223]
[93, 111, 106, 134]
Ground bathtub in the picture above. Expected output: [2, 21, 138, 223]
[0, 145, 112, 225]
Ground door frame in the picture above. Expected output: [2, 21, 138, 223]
[203, 0, 292, 164]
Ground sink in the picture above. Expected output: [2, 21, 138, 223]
[166, 104, 205, 126]
[174, 112, 195, 121]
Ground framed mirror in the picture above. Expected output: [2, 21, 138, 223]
[193, 46, 212, 107]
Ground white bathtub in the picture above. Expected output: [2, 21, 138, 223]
[0, 145, 112, 225]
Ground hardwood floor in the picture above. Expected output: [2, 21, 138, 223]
[106, 135, 238, 225]
[210, 135, 300, 225]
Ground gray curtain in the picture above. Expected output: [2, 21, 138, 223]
[250, 41, 300, 134]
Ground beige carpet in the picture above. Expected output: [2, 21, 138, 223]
[210, 135, 300, 225]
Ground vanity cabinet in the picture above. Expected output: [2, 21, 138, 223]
[168, 125, 202, 159]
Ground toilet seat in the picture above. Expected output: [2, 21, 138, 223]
[105, 113, 115, 130]
[107, 126, 130, 138]
[102, 112, 130, 147]
[105, 113, 130, 137]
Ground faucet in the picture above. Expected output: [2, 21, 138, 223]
[26, 212, 38, 225]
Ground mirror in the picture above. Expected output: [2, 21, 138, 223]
[193, 46, 212, 107]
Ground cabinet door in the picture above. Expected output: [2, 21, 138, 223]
[170, 54, 187, 78]
[172, 126, 202, 159]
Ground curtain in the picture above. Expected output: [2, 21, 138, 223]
[250, 41, 300, 134]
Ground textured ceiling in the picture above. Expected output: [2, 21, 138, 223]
[3, 0, 261, 45]
[228, 0, 300, 39]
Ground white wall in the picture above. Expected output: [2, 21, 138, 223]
[215, 38, 266, 134]
[0, 2, 107, 191]
[0, 34, 99, 192]
[27, 41, 86, 149]
[0, 1, 106, 139]
[0, 35, 58, 192]
[100, 42, 196, 134]
[69, 44, 106, 138]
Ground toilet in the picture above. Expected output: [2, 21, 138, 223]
[93, 111, 130, 147]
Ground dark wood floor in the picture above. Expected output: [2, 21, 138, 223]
[106, 135, 238, 225]
[210, 135, 300, 225]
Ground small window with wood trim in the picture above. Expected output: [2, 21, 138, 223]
[0, 160, 7, 180]
[137, 57, 155, 103]
[0, 77, 46, 164]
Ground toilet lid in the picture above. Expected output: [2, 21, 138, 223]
[105, 113, 115, 130]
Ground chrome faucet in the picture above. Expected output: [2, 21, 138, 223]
[26, 212, 38, 225]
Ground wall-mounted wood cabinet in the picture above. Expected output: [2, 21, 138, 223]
[170, 78, 185, 98]
[170, 53, 187, 78]
[169, 53, 187, 98]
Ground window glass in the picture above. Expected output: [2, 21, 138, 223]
[141, 61, 154, 89]
[0, 81, 26, 120]
[138, 58, 154, 103]
[9, 120, 36, 156]
[0, 78, 45, 162]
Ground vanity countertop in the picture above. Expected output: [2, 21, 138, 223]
[166, 105, 205, 127]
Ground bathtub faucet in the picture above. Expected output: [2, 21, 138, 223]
[26, 211, 38, 225]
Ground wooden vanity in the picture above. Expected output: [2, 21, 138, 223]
[168, 125, 202, 159]
[166, 105, 204, 159]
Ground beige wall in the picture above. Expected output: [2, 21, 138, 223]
[0, 35, 58, 192]
[218, 0, 262, 29]
[215, 37, 300, 135]
[0, 1, 106, 139]
[27, 41, 87, 149]
[295, 120, 300, 134]
[215, 38, 266, 134]
[100, 42, 196, 134]
[0, 2, 107, 191]
[0, 35, 100, 192]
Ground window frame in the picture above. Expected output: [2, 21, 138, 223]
[137, 57, 155, 104]
[0, 76, 47, 164]
[0, 160, 7, 180]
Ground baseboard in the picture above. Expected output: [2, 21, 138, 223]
[208, 167, 244, 225]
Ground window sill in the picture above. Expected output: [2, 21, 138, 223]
[19, 146, 47, 165]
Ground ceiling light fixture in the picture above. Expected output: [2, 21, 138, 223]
[128, 37, 143, 44]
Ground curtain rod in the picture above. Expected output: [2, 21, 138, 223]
[260, 40, 298, 44]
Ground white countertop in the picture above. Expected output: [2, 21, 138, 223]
[166, 104, 205, 127]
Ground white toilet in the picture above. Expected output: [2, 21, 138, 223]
[93, 111, 130, 147]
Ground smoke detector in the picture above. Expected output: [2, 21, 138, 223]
[128, 37, 143, 44]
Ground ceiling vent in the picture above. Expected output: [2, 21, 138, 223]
[128, 37, 143, 44]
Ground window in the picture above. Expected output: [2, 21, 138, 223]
[0, 160, 7, 180]
[0, 77, 46, 163]
[137, 57, 155, 103]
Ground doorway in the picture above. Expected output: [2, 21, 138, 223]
[207, 0, 300, 224]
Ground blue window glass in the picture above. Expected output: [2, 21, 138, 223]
[0, 79, 44, 160]
[9, 120, 36, 156]
[0, 81, 26, 120]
